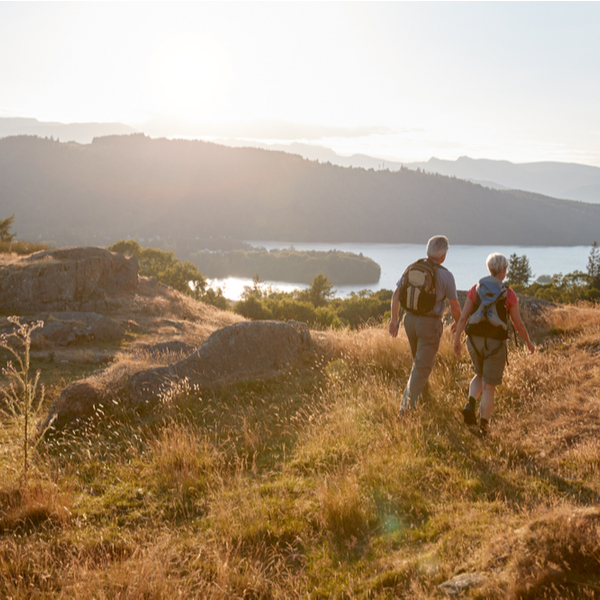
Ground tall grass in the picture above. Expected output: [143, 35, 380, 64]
[1, 305, 600, 597]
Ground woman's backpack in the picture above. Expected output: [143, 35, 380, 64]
[465, 276, 509, 340]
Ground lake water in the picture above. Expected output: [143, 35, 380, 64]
[206, 242, 593, 300]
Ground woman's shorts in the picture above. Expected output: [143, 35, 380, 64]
[467, 335, 507, 386]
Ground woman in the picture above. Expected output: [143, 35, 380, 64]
[453, 253, 535, 437]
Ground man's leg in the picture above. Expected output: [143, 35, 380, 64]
[401, 317, 442, 410]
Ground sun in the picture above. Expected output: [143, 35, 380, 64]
[149, 32, 231, 120]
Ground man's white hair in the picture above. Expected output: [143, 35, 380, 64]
[426, 235, 449, 260]
[486, 253, 508, 277]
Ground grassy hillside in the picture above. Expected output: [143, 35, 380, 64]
[1, 295, 599, 597]
[3, 134, 600, 250]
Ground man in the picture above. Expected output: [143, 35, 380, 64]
[389, 235, 461, 413]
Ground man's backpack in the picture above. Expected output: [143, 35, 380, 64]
[465, 276, 509, 340]
[399, 259, 440, 316]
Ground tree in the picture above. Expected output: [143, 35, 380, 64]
[108, 240, 206, 298]
[305, 273, 335, 308]
[506, 253, 532, 287]
[587, 241, 600, 288]
[108, 239, 142, 258]
[0, 214, 16, 242]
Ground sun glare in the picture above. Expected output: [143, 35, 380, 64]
[149, 34, 230, 119]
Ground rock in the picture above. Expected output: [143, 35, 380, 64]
[0, 247, 138, 313]
[129, 320, 313, 403]
[41, 380, 104, 432]
[43, 320, 313, 430]
[437, 573, 486, 596]
[31, 312, 125, 346]
[35, 320, 82, 346]
[88, 316, 125, 341]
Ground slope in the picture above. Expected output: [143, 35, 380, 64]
[2, 134, 600, 248]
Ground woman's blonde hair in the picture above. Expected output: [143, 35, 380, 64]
[486, 253, 508, 277]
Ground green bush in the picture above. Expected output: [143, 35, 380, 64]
[109, 240, 206, 300]
[234, 296, 273, 320]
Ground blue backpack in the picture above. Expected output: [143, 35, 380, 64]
[465, 276, 509, 340]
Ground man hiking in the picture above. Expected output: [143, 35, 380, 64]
[389, 235, 461, 415]
[453, 252, 535, 437]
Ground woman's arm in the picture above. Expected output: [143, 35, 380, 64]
[508, 304, 535, 354]
[453, 296, 474, 355]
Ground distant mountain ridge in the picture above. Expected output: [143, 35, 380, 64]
[0, 117, 138, 144]
[2, 134, 600, 250]
[218, 140, 600, 204]
[4, 117, 599, 203]
[407, 156, 600, 204]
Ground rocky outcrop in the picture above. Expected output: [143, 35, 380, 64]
[129, 320, 313, 403]
[42, 320, 313, 431]
[0, 247, 138, 313]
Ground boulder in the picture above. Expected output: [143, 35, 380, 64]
[129, 320, 313, 403]
[42, 320, 313, 430]
[41, 380, 104, 431]
[0, 247, 138, 313]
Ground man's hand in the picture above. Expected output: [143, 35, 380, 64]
[450, 322, 457, 334]
[389, 320, 399, 338]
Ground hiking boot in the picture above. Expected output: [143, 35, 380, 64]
[462, 397, 477, 426]
[479, 418, 490, 438]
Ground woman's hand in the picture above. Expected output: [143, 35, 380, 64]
[454, 336, 462, 356]
[389, 319, 399, 338]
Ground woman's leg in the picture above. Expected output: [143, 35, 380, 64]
[469, 374, 483, 400]
[480, 382, 496, 421]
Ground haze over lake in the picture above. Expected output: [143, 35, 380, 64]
[208, 243, 592, 301]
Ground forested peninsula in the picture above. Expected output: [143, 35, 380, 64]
[190, 248, 380, 285]
[3, 134, 600, 251]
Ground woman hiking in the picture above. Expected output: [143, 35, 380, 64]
[453, 253, 535, 437]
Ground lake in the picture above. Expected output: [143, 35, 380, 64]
[206, 242, 593, 300]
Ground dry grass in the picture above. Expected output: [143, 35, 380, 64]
[2, 301, 600, 598]
[0, 241, 51, 257]
[0, 481, 72, 534]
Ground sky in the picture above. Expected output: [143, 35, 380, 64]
[1, 2, 600, 166]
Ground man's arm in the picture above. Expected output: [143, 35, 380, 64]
[449, 298, 461, 332]
[453, 297, 474, 355]
[389, 287, 401, 338]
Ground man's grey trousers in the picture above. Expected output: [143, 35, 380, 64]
[401, 312, 443, 409]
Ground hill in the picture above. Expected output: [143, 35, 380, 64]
[407, 155, 600, 204]
[2, 134, 600, 250]
[0, 117, 138, 144]
[1, 264, 599, 596]
[219, 140, 600, 203]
